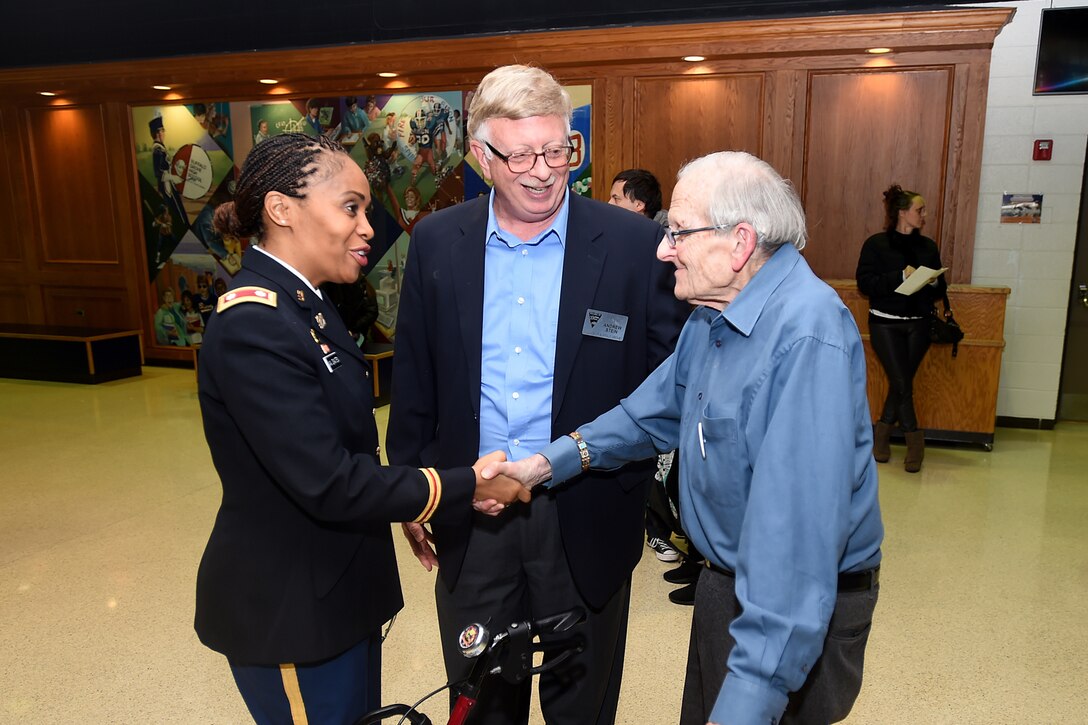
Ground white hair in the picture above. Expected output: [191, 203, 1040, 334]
[678, 151, 808, 252]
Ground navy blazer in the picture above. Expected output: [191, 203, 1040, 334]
[195, 250, 475, 664]
[387, 193, 688, 608]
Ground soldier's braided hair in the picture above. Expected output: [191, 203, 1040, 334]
[213, 132, 347, 240]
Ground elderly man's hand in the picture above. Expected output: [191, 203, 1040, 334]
[472, 451, 532, 514]
[482, 453, 552, 492]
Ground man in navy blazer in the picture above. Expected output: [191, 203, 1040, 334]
[388, 65, 688, 724]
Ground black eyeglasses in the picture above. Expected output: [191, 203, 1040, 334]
[663, 224, 734, 248]
[484, 142, 573, 173]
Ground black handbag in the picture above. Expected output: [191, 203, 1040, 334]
[929, 292, 964, 357]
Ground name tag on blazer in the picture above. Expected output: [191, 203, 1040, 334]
[582, 308, 628, 341]
[323, 351, 342, 373]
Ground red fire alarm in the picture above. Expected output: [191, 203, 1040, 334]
[1033, 139, 1053, 161]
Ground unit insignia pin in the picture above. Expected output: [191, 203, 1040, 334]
[315, 312, 327, 329]
[296, 290, 306, 302]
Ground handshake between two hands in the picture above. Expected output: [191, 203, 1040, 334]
[402, 451, 553, 572]
[470, 450, 553, 515]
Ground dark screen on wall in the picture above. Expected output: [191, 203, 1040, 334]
[1034, 7, 1088, 95]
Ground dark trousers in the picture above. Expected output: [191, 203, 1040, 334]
[645, 490, 675, 542]
[436, 492, 630, 725]
[229, 634, 381, 725]
[868, 315, 931, 432]
[680, 568, 878, 725]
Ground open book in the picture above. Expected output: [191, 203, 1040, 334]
[895, 266, 947, 295]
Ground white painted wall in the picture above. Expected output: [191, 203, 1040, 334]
[970, 1, 1088, 420]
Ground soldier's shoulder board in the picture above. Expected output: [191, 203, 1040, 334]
[217, 286, 278, 313]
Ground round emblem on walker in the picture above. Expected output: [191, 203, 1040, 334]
[458, 622, 488, 658]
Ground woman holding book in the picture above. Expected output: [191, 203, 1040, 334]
[856, 184, 947, 472]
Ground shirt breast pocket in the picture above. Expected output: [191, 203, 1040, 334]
[690, 403, 747, 508]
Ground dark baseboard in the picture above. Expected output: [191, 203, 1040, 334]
[145, 358, 195, 370]
[882, 427, 994, 450]
[995, 416, 1056, 430]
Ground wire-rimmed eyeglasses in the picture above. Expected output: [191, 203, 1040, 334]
[484, 141, 574, 173]
[663, 224, 734, 248]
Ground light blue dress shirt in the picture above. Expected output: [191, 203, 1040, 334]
[541, 243, 884, 725]
[478, 190, 569, 461]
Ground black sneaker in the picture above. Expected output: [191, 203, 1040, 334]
[647, 537, 681, 562]
[663, 557, 703, 584]
[668, 582, 696, 606]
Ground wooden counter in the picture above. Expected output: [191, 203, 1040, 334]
[829, 282, 1010, 448]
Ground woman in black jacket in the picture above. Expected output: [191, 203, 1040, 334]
[856, 184, 946, 472]
[197, 133, 526, 723]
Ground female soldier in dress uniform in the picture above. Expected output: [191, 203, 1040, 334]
[195, 132, 527, 724]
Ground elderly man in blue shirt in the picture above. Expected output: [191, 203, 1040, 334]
[486, 150, 884, 725]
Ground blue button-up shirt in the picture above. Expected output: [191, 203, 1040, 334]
[542, 243, 883, 725]
[478, 190, 569, 461]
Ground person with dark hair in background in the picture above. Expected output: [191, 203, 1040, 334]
[180, 289, 204, 345]
[343, 96, 368, 135]
[856, 184, 946, 473]
[149, 116, 187, 230]
[193, 276, 216, 325]
[398, 184, 425, 232]
[363, 132, 402, 220]
[488, 150, 883, 725]
[388, 65, 687, 725]
[149, 203, 175, 268]
[194, 132, 528, 724]
[304, 98, 324, 136]
[205, 103, 229, 141]
[608, 167, 707, 605]
[609, 168, 667, 225]
[607, 168, 683, 561]
[364, 95, 381, 121]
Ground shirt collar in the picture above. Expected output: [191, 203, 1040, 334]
[250, 244, 323, 300]
[719, 243, 801, 336]
[485, 187, 569, 249]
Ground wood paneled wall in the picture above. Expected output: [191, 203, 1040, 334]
[802, 68, 953, 279]
[0, 8, 1012, 362]
[26, 106, 120, 265]
[0, 109, 21, 265]
[633, 74, 766, 194]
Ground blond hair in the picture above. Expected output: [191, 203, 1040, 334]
[467, 65, 572, 145]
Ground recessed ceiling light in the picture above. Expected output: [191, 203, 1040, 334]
[682, 55, 706, 62]
[259, 78, 279, 85]
[152, 85, 172, 91]
[377, 72, 398, 78]
[866, 47, 892, 54]
[38, 91, 56, 97]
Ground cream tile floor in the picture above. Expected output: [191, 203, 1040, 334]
[1, 367, 1086, 724]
